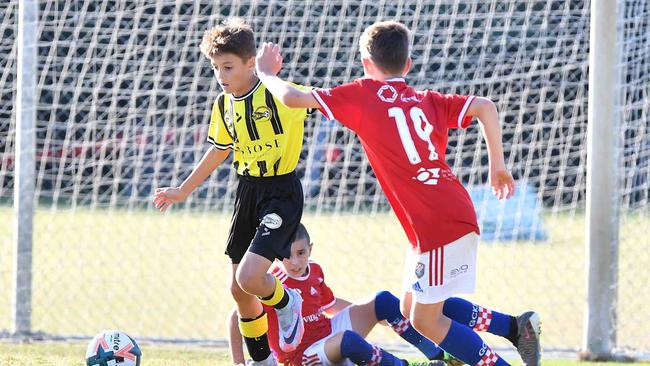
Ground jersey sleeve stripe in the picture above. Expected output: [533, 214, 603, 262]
[311, 89, 334, 120]
[321, 298, 336, 310]
[457, 95, 476, 128]
[207, 136, 233, 150]
[265, 89, 284, 134]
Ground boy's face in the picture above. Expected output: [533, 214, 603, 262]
[281, 237, 312, 277]
[210, 53, 256, 96]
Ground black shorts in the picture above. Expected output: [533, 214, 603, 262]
[225, 171, 304, 264]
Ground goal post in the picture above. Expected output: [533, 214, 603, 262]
[12, 0, 38, 338]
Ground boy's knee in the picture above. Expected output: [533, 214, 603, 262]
[339, 330, 364, 353]
[230, 280, 250, 302]
[374, 290, 395, 303]
[374, 290, 399, 321]
[235, 266, 257, 294]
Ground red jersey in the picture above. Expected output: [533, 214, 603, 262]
[266, 261, 336, 365]
[312, 78, 480, 252]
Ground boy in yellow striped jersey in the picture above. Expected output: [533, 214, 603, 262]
[153, 18, 310, 366]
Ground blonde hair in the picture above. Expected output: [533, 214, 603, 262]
[359, 21, 411, 74]
[199, 18, 255, 61]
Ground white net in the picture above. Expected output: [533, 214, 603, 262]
[0, 0, 648, 354]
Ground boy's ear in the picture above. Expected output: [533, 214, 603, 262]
[402, 57, 413, 76]
[361, 56, 374, 73]
[246, 56, 256, 70]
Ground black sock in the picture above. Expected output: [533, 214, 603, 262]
[240, 313, 272, 362]
[243, 333, 271, 361]
[507, 316, 519, 346]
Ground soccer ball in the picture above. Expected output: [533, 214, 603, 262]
[85, 329, 142, 366]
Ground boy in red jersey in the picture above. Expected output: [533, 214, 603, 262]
[228, 224, 457, 366]
[255, 21, 541, 366]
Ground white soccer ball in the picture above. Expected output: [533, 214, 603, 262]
[85, 329, 142, 366]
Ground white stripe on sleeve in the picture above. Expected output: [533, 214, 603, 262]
[457, 95, 476, 128]
[311, 89, 334, 120]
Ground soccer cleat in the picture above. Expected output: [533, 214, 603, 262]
[515, 311, 542, 366]
[404, 361, 447, 366]
[245, 353, 277, 366]
[276, 287, 305, 352]
[442, 351, 465, 366]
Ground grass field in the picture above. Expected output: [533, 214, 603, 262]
[1, 206, 649, 358]
[0, 341, 644, 366]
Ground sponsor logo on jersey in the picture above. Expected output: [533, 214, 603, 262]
[377, 85, 398, 103]
[252, 106, 272, 122]
[413, 167, 440, 185]
[401, 94, 419, 103]
[415, 262, 425, 279]
[234, 138, 281, 155]
[261, 213, 283, 229]
[303, 308, 324, 323]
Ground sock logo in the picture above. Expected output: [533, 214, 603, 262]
[470, 304, 479, 327]
[470, 304, 493, 331]
[478, 342, 488, 357]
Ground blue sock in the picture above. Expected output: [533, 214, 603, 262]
[439, 320, 510, 366]
[443, 297, 517, 341]
[340, 330, 406, 366]
[374, 291, 443, 360]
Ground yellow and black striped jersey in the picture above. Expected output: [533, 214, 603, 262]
[207, 79, 309, 177]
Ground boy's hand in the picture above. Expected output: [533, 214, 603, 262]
[153, 187, 188, 212]
[489, 169, 515, 200]
[255, 42, 283, 76]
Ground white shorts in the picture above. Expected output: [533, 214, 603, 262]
[403, 232, 478, 304]
[301, 307, 355, 366]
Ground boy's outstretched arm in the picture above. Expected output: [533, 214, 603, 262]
[227, 308, 247, 365]
[323, 297, 353, 317]
[153, 146, 230, 212]
[466, 97, 515, 199]
[256, 42, 321, 109]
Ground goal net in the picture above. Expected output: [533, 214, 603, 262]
[0, 0, 648, 354]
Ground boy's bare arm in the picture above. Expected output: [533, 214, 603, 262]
[467, 97, 515, 199]
[323, 297, 353, 317]
[256, 42, 321, 109]
[153, 146, 230, 212]
[228, 308, 246, 365]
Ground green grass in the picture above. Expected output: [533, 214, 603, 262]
[0, 207, 649, 353]
[0, 341, 642, 366]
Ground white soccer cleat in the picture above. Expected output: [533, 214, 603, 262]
[276, 287, 305, 352]
[245, 353, 278, 366]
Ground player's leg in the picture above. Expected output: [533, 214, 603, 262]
[406, 233, 513, 366]
[236, 173, 305, 352]
[442, 296, 541, 365]
[304, 330, 406, 366]
[226, 181, 276, 366]
[230, 264, 276, 365]
[346, 291, 443, 361]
